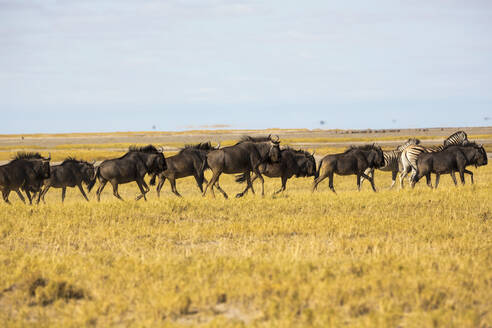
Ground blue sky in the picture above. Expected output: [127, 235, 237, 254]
[1, 0, 491, 133]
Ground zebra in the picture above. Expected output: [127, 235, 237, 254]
[360, 138, 420, 189]
[399, 131, 469, 188]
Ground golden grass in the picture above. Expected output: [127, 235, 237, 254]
[0, 153, 491, 326]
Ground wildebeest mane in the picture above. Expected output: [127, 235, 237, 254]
[179, 142, 213, 153]
[236, 136, 272, 144]
[12, 152, 44, 161]
[61, 157, 92, 165]
[442, 141, 480, 150]
[128, 145, 159, 153]
[281, 146, 312, 157]
[343, 144, 382, 154]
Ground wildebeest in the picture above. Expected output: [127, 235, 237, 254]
[145, 142, 219, 198]
[202, 135, 281, 199]
[400, 131, 469, 188]
[412, 142, 488, 188]
[0, 152, 51, 204]
[312, 144, 384, 193]
[93, 145, 166, 201]
[234, 147, 316, 197]
[360, 138, 420, 189]
[36, 158, 96, 203]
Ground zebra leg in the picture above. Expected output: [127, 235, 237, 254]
[390, 170, 397, 189]
[463, 169, 474, 184]
[360, 168, 372, 187]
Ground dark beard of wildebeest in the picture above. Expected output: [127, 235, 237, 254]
[202, 135, 281, 199]
[36, 158, 96, 204]
[140, 142, 219, 199]
[93, 145, 166, 201]
[412, 142, 488, 189]
[400, 131, 469, 188]
[0, 152, 51, 204]
[360, 138, 420, 189]
[234, 147, 316, 197]
[312, 144, 384, 193]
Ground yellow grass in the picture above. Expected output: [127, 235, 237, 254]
[0, 152, 491, 326]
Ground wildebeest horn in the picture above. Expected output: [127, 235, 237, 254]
[91, 160, 96, 165]
[272, 135, 280, 142]
[158, 146, 164, 152]
[215, 142, 221, 149]
[312, 151, 315, 156]
[46, 153, 51, 161]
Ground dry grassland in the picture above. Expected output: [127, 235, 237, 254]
[0, 129, 491, 327]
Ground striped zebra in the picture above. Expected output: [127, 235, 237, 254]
[361, 138, 420, 189]
[399, 131, 469, 188]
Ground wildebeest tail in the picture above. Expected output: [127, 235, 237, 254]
[87, 166, 99, 192]
[235, 173, 248, 183]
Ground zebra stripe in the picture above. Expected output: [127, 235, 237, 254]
[443, 131, 468, 146]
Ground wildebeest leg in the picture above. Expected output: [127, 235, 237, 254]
[3, 189, 12, 204]
[425, 174, 433, 189]
[37, 185, 49, 204]
[463, 169, 474, 184]
[155, 176, 166, 198]
[193, 174, 204, 193]
[203, 171, 221, 198]
[96, 180, 108, 202]
[357, 174, 361, 191]
[312, 174, 326, 192]
[450, 171, 458, 186]
[77, 183, 89, 202]
[435, 174, 440, 189]
[111, 181, 124, 201]
[360, 168, 372, 187]
[169, 178, 181, 197]
[274, 176, 287, 194]
[214, 181, 228, 199]
[25, 190, 33, 205]
[61, 187, 67, 203]
[458, 170, 466, 185]
[236, 172, 255, 198]
[15, 190, 26, 204]
[328, 172, 336, 194]
[135, 179, 148, 201]
[360, 172, 377, 192]
[256, 173, 265, 197]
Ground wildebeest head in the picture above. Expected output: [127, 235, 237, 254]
[268, 135, 281, 163]
[366, 145, 384, 168]
[474, 144, 488, 167]
[148, 152, 167, 174]
[81, 161, 96, 184]
[293, 150, 316, 177]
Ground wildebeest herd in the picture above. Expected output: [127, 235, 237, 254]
[0, 132, 487, 204]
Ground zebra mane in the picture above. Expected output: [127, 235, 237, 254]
[128, 145, 159, 153]
[396, 138, 421, 151]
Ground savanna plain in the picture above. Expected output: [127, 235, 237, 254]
[0, 128, 491, 327]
